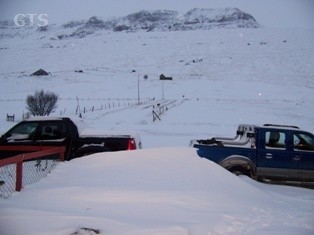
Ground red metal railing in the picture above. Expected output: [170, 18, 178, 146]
[0, 146, 65, 192]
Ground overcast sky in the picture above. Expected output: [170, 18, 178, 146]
[1, 0, 313, 28]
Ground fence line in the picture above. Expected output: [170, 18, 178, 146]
[72, 98, 153, 116]
[1, 97, 313, 103]
[152, 99, 186, 121]
[5, 97, 313, 122]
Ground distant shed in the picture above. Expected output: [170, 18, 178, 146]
[31, 69, 49, 76]
[159, 74, 173, 80]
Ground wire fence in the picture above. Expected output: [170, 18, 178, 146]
[0, 156, 60, 199]
[3, 97, 154, 122]
[0, 147, 65, 199]
[152, 99, 186, 121]
[0, 164, 15, 199]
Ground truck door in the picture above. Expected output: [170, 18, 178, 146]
[292, 131, 314, 181]
[257, 130, 297, 180]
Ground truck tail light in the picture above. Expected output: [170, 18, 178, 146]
[127, 139, 136, 150]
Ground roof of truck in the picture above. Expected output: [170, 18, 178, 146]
[27, 116, 65, 121]
[25, 116, 87, 132]
[25, 116, 140, 139]
[258, 124, 311, 133]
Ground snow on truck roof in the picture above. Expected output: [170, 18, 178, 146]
[236, 124, 310, 134]
[25, 116, 139, 138]
[26, 116, 65, 121]
[25, 116, 88, 133]
[260, 124, 305, 131]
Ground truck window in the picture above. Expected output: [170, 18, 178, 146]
[294, 133, 314, 151]
[6, 122, 38, 142]
[265, 131, 286, 149]
[39, 122, 67, 140]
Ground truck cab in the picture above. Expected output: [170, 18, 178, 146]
[256, 125, 314, 182]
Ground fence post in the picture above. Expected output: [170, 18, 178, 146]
[152, 110, 161, 122]
[15, 160, 23, 191]
[6, 114, 15, 122]
[60, 151, 65, 162]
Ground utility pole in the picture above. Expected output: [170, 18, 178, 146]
[162, 80, 164, 100]
[137, 74, 148, 105]
[137, 75, 140, 105]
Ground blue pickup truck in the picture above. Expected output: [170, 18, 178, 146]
[191, 124, 314, 183]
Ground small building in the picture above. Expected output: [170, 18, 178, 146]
[159, 74, 173, 80]
[31, 69, 49, 76]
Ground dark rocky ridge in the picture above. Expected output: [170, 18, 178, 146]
[0, 8, 259, 40]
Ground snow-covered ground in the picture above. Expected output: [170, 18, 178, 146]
[0, 27, 314, 234]
[0, 28, 313, 146]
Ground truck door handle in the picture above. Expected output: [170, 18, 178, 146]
[293, 156, 301, 161]
[265, 153, 273, 159]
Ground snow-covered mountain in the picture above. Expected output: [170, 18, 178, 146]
[0, 8, 259, 40]
[113, 8, 259, 32]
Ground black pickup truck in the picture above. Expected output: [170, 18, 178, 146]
[190, 124, 314, 184]
[0, 117, 142, 160]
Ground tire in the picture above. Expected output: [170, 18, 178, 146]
[229, 166, 252, 177]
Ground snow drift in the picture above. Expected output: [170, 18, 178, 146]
[1, 148, 313, 235]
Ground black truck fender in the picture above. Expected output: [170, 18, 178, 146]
[219, 155, 257, 178]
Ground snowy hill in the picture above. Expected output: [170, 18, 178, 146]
[0, 26, 313, 146]
[181, 8, 258, 29]
[0, 8, 259, 39]
[109, 7, 259, 32]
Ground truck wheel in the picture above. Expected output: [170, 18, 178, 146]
[229, 166, 251, 177]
